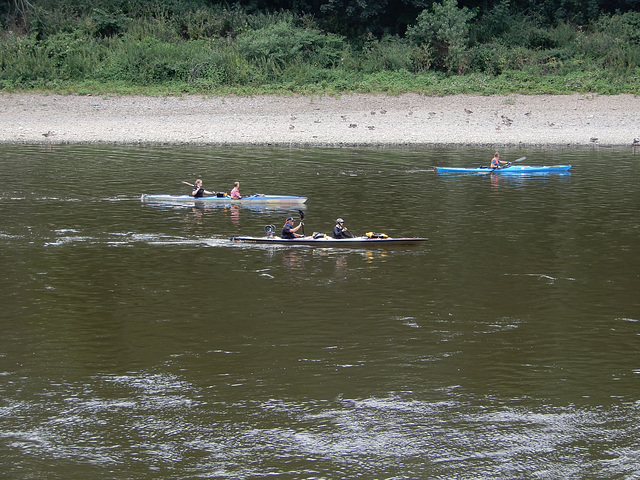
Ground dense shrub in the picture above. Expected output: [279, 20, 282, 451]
[468, 43, 529, 75]
[235, 20, 345, 68]
[90, 8, 130, 38]
[596, 12, 640, 46]
[406, 0, 476, 73]
[359, 33, 414, 73]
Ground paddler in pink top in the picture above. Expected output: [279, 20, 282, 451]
[230, 181, 241, 199]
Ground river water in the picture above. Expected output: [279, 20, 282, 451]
[1, 144, 639, 479]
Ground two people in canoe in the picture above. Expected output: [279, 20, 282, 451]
[186, 179, 242, 198]
[281, 216, 351, 239]
[490, 152, 511, 169]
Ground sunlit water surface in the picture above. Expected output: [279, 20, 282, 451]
[1, 144, 639, 479]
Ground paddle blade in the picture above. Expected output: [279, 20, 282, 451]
[514, 156, 526, 162]
[298, 209, 305, 235]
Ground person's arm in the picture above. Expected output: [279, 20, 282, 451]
[292, 222, 304, 236]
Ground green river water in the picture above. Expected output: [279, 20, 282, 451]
[1, 144, 639, 479]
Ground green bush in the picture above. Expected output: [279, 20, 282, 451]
[170, 5, 255, 40]
[90, 8, 130, 38]
[473, 0, 512, 41]
[595, 11, 640, 46]
[0, 33, 50, 83]
[409, 45, 434, 73]
[235, 20, 345, 68]
[359, 33, 413, 73]
[406, 0, 476, 73]
[96, 38, 216, 84]
[581, 12, 640, 70]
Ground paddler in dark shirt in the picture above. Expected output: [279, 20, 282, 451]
[282, 216, 304, 238]
[333, 218, 352, 238]
[191, 178, 215, 197]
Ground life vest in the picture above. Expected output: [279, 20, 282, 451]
[282, 222, 295, 239]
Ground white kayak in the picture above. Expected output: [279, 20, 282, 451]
[231, 234, 428, 247]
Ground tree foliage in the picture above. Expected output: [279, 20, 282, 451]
[406, 0, 475, 73]
[1, 0, 639, 94]
[235, 20, 345, 67]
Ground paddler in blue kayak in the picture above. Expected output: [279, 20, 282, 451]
[333, 218, 353, 238]
[230, 181, 241, 199]
[490, 152, 510, 169]
[190, 179, 215, 197]
[282, 216, 304, 238]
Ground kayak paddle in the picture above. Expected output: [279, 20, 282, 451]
[299, 209, 305, 236]
[341, 221, 355, 238]
[498, 156, 526, 169]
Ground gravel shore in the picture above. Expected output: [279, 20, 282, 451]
[2, 92, 639, 146]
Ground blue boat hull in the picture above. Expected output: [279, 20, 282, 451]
[141, 193, 307, 205]
[434, 165, 571, 174]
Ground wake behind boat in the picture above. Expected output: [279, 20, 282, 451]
[434, 165, 571, 174]
[141, 193, 307, 205]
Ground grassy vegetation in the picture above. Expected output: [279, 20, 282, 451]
[1, 1, 639, 96]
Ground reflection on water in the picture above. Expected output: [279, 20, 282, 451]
[487, 170, 571, 193]
[0, 144, 639, 479]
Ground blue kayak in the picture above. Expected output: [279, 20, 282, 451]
[434, 165, 571, 174]
[141, 193, 307, 205]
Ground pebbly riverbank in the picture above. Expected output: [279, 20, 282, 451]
[2, 92, 639, 147]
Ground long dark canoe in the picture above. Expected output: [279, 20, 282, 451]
[231, 235, 428, 247]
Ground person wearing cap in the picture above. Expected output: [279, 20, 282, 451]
[282, 216, 304, 239]
[333, 218, 351, 239]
